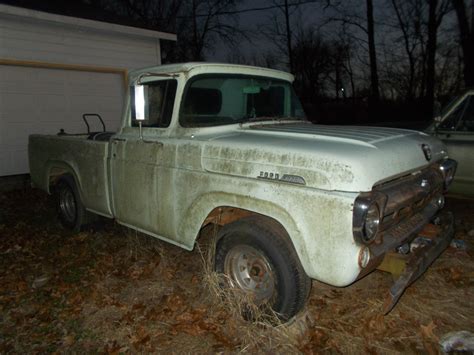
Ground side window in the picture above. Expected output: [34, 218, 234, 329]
[439, 97, 468, 131]
[458, 96, 474, 132]
[131, 80, 177, 127]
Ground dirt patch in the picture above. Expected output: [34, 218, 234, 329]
[0, 188, 473, 353]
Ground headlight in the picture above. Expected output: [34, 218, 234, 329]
[353, 193, 386, 244]
[439, 159, 457, 190]
[363, 203, 380, 242]
[435, 195, 445, 209]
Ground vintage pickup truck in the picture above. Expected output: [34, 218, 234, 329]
[29, 63, 457, 320]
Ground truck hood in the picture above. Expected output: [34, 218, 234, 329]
[201, 122, 448, 192]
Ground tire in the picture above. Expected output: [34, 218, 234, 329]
[55, 175, 90, 232]
[215, 216, 311, 321]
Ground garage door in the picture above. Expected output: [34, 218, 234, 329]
[0, 65, 124, 176]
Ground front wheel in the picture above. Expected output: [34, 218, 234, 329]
[215, 217, 311, 321]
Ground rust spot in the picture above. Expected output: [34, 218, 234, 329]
[418, 223, 442, 240]
[49, 167, 68, 185]
[202, 206, 255, 227]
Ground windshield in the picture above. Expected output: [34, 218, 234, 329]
[180, 75, 306, 127]
[438, 94, 462, 118]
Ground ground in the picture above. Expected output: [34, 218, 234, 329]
[0, 188, 473, 353]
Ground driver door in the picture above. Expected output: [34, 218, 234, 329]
[110, 79, 177, 234]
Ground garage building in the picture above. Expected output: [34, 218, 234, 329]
[0, 4, 176, 176]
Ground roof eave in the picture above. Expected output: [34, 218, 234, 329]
[0, 4, 177, 41]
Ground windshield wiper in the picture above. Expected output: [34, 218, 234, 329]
[247, 116, 278, 122]
[246, 116, 303, 123]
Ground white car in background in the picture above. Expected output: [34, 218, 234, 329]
[427, 89, 474, 197]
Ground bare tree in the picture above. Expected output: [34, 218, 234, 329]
[113, 0, 247, 61]
[259, 0, 306, 72]
[226, 50, 279, 69]
[452, 0, 474, 87]
[425, 0, 451, 117]
[292, 26, 334, 100]
[340, 41, 357, 101]
[87, 0, 181, 33]
[383, 0, 457, 109]
[366, 0, 380, 101]
[121, 0, 181, 32]
[284, 0, 294, 72]
[324, 35, 355, 100]
[176, 0, 248, 61]
[390, 0, 424, 99]
[321, 1, 381, 104]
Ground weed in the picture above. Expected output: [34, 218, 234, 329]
[196, 223, 310, 353]
[63, 267, 85, 284]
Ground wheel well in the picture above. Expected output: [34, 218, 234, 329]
[48, 168, 71, 193]
[201, 206, 252, 227]
[200, 206, 289, 238]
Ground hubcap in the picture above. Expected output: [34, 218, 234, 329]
[224, 245, 275, 302]
[59, 187, 76, 223]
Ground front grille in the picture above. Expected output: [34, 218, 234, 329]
[375, 166, 444, 234]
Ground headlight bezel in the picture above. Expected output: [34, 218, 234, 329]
[353, 192, 387, 244]
[363, 203, 381, 242]
[438, 159, 457, 190]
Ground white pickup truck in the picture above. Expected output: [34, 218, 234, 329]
[29, 62, 457, 320]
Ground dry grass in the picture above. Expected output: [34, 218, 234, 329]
[196, 225, 312, 353]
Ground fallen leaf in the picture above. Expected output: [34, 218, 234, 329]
[32, 275, 50, 289]
[74, 233, 88, 242]
[450, 267, 463, 281]
[63, 335, 75, 346]
[130, 326, 151, 348]
[191, 275, 199, 284]
[420, 321, 439, 355]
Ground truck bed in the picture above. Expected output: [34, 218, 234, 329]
[29, 134, 113, 217]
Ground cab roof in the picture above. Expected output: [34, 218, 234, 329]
[129, 62, 294, 83]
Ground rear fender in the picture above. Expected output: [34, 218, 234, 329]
[45, 160, 82, 198]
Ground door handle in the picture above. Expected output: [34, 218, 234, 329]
[142, 140, 163, 147]
[112, 138, 126, 142]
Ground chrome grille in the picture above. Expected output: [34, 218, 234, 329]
[375, 166, 444, 233]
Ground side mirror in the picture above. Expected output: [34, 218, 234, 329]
[134, 85, 146, 121]
[134, 85, 145, 140]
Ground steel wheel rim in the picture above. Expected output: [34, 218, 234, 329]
[59, 187, 76, 223]
[224, 244, 275, 302]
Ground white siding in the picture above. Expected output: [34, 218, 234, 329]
[0, 5, 175, 176]
[0, 15, 161, 69]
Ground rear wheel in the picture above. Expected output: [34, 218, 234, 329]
[215, 217, 311, 321]
[56, 175, 90, 232]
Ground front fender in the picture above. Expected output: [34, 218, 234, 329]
[177, 190, 310, 274]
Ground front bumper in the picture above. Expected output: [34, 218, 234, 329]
[380, 211, 454, 314]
